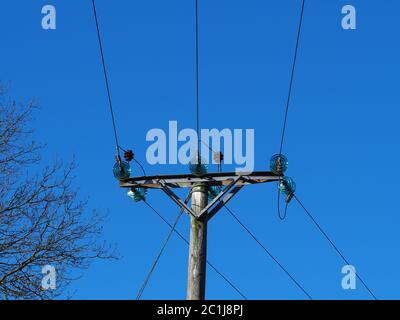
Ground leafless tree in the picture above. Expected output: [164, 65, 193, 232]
[0, 86, 116, 299]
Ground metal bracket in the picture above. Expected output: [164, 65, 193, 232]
[120, 171, 282, 189]
[207, 185, 243, 221]
[196, 175, 242, 220]
[159, 180, 198, 218]
[121, 171, 281, 221]
[159, 176, 243, 221]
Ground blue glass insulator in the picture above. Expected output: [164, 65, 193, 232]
[279, 177, 296, 196]
[127, 188, 147, 202]
[270, 154, 288, 174]
[113, 161, 131, 180]
[208, 185, 222, 201]
[189, 156, 208, 176]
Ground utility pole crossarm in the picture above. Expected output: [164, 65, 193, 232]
[121, 171, 282, 300]
[195, 175, 242, 219]
[120, 171, 282, 221]
[158, 180, 198, 218]
[119, 171, 282, 189]
[207, 185, 243, 221]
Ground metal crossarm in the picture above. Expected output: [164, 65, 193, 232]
[196, 175, 242, 220]
[159, 180, 198, 218]
[120, 171, 281, 189]
[207, 185, 243, 221]
[120, 171, 281, 221]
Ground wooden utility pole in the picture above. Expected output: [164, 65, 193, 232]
[120, 171, 281, 299]
[187, 183, 208, 300]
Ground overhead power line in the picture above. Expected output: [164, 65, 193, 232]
[92, 0, 373, 301]
[92, 0, 121, 153]
[136, 210, 182, 300]
[133, 158, 147, 176]
[293, 194, 378, 300]
[136, 193, 192, 299]
[277, 190, 290, 220]
[272, 0, 376, 300]
[279, 0, 306, 155]
[224, 205, 312, 300]
[142, 200, 248, 300]
[92, 0, 148, 174]
[276, 0, 306, 222]
[195, 0, 200, 146]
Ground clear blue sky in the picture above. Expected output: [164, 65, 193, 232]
[1, 0, 399, 300]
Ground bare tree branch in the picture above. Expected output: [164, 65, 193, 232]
[0, 87, 117, 299]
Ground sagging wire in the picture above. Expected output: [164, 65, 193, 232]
[133, 158, 147, 177]
[277, 189, 290, 220]
[112, 148, 147, 180]
[272, 0, 306, 220]
[92, 0, 147, 179]
[120, 147, 147, 176]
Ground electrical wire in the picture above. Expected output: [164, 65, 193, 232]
[142, 200, 248, 300]
[271, 1, 377, 299]
[92, 0, 149, 177]
[279, 0, 306, 155]
[136, 193, 191, 299]
[91, 0, 121, 154]
[277, 189, 289, 220]
[275, 0, 306, 221]
[136, 209, 183, 300]
[293, 194, 378, 300]
[118, 146, 147, 176]
[133, 158, 147, 176]
[195, 0, 200, 149]
[201, 140, 214, 153]
[91, 0, 375, 301]
[224, 205, 312, 300]
[200, 140, 223, 172]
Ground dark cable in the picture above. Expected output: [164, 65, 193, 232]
[201, 140, 214, 153]
[275, 0, 305, 221]
[136, 209, 183, 299]
[136, 193, 191, 300]
[92, 0, 121, 153]
[277, 184, 289, 220]
[118, 146, 148, 176]
[133, 158, 147, 176]
[142, 200, 248, 299]
[293, 194, 378, 300]
[279, 0, 306, 154]
[195, 0, 201, 161]
[224, 205, 312, 300]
